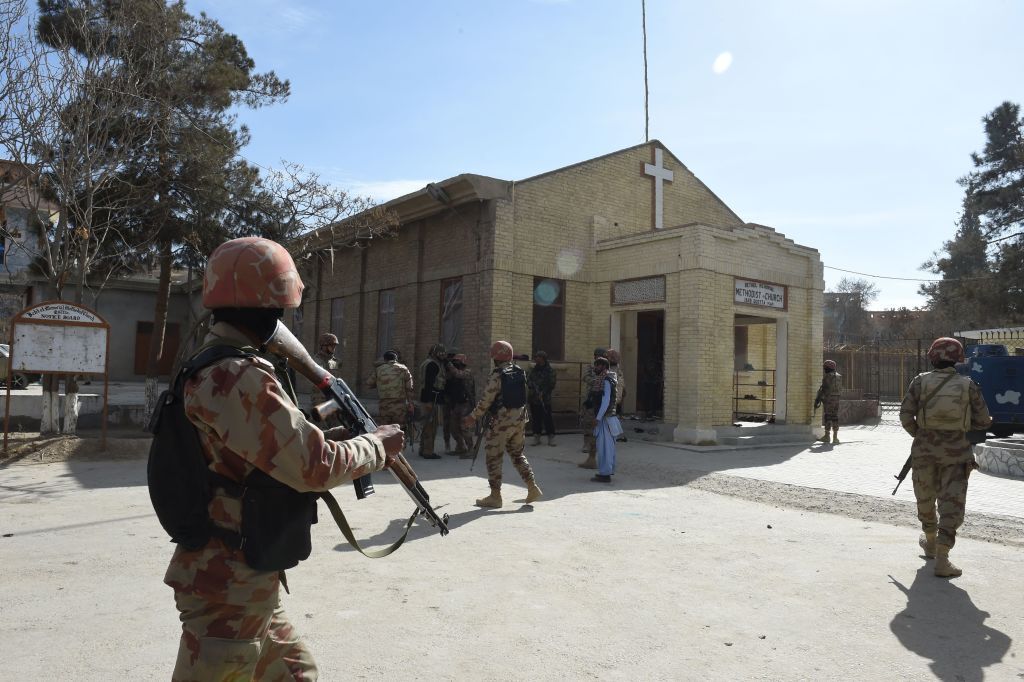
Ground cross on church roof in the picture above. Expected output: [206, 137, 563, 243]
[643, 147, 674, 230]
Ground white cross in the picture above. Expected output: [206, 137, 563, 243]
[643, 147, 674, 230]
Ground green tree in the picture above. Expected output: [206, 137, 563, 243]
[961, 101, 1024, 241]
[37, 0, 291, 414]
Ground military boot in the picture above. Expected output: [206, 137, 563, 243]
[578, 453, 597, 469]
[532, 434, 542, 446]
[919, 531, 936, 559]
[934, 544, 962, 578]
[547, 435, 556, 446]
[525, 482, 543, 503]
[475, 490, 503, 509]
[832, 429, 840, 445]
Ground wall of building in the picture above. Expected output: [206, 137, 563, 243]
[308, 202, 496, 394]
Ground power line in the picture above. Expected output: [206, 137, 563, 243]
[825, 264, 997, 283]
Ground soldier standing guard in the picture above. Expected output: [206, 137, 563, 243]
[418, 343, 448, 459]
[444, 353, 475, 455]
[579, 347, 608, 469]
[899, 337, 991, 578]
[814, 359, 843, 444]
[463, 341, 543, 508]
[165, 237, 405, 680]
[315, 332, 340, 376]
[367, 349, 415, 444]
[527, 350, 557, 446]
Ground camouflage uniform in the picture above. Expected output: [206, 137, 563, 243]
[610, 363, 626, 413]
[367, 359, 414, 435]
[314, 350, 339, 376]
[527, 360, 557, 438]
[418, 353, 446, 457]
[443, 361, 475, 453]
[899, 367, 991, 549]
[166, 322, 388, 681]
[815, 371, 842, 430]
[469, 361, 538, 494]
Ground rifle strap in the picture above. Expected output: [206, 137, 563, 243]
[319, 490, 417, 559]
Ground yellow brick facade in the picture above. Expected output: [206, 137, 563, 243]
[301, 141, 823, 443]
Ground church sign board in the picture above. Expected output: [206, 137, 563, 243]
[734, 278, 787, 311]
[4, 301, 110, 450]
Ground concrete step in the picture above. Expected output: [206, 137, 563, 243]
[719, 432, 817, 446]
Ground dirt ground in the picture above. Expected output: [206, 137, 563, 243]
[0, 431, 150, 465]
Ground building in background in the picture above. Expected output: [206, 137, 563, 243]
[299, 141, 824, 444]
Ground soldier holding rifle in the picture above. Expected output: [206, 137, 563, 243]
[164, 237, 405, 680]
[898, 337, 991, 578]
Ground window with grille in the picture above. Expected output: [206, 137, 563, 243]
[377, 290, 395, 356]
[330, 297, 344, 342]
[440, 278, 463, 350]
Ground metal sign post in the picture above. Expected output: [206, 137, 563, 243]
[3, 301, 110, 452]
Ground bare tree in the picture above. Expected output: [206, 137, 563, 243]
[0, 1, 160, 432]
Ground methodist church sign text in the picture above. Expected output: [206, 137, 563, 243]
[734, 278, 787, 310]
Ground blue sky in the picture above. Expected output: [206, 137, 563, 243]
[185, 0, 1024, 310]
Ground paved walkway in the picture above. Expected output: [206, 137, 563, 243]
[643, 423, 1024, 520]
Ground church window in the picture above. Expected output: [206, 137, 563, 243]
[330, 297, 344, 343]
[377, 289, 395, 356]
[440, 278, 463, 351]
[532, 277, 565, 360]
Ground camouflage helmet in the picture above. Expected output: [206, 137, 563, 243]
[319, 332, 339, 346]
[203, 237, 303, 309]
[607, 348, 621, 364]
[429, 343, 447, 358]
[823, 359, 837, 371]
[490, 340, 513, 362]
[927, 337, 965, 364]
[593, 347, 608, 359]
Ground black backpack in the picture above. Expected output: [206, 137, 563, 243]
[146, 345, 252, 551]
[497, 364, 528, 409]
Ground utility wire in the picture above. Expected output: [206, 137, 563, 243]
[825, 264, 998, 283]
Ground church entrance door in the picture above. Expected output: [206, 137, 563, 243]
[635, 310, 664, 419]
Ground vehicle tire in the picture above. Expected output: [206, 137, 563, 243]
[991, 425, 1014, 439]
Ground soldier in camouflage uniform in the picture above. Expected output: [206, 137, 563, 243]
[579, 347, 608, 468]
[418, 343, 447, 459]
[527, 350, 557, 446]
[367, 349, 415, 444]
[463, 340, 543, 508]
[315, 332, 340, 376]
[166, 237, 405, 680]
[443, 353, 475, 454]
[899, 337, 991, 578]
[814, 359, 843, 444]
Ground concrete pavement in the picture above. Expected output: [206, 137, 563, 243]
[0, 425, 1021, 680]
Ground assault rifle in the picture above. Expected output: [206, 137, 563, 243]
[469, 413, 492, 472]
[892, 455, 912, 495]
[265, 322, 449, 537]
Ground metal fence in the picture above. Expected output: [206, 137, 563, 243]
[823, 336, 932, 417]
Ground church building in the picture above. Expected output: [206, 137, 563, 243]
[297, 141, 824, 444]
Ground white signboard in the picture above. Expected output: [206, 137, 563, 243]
[734, 279, 787, 310]
[10, 302, 108, 374]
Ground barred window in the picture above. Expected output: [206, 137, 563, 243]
[330, 297, 344, 342]
[440, 278, 463, 350]
[377, 290, 395, 356]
